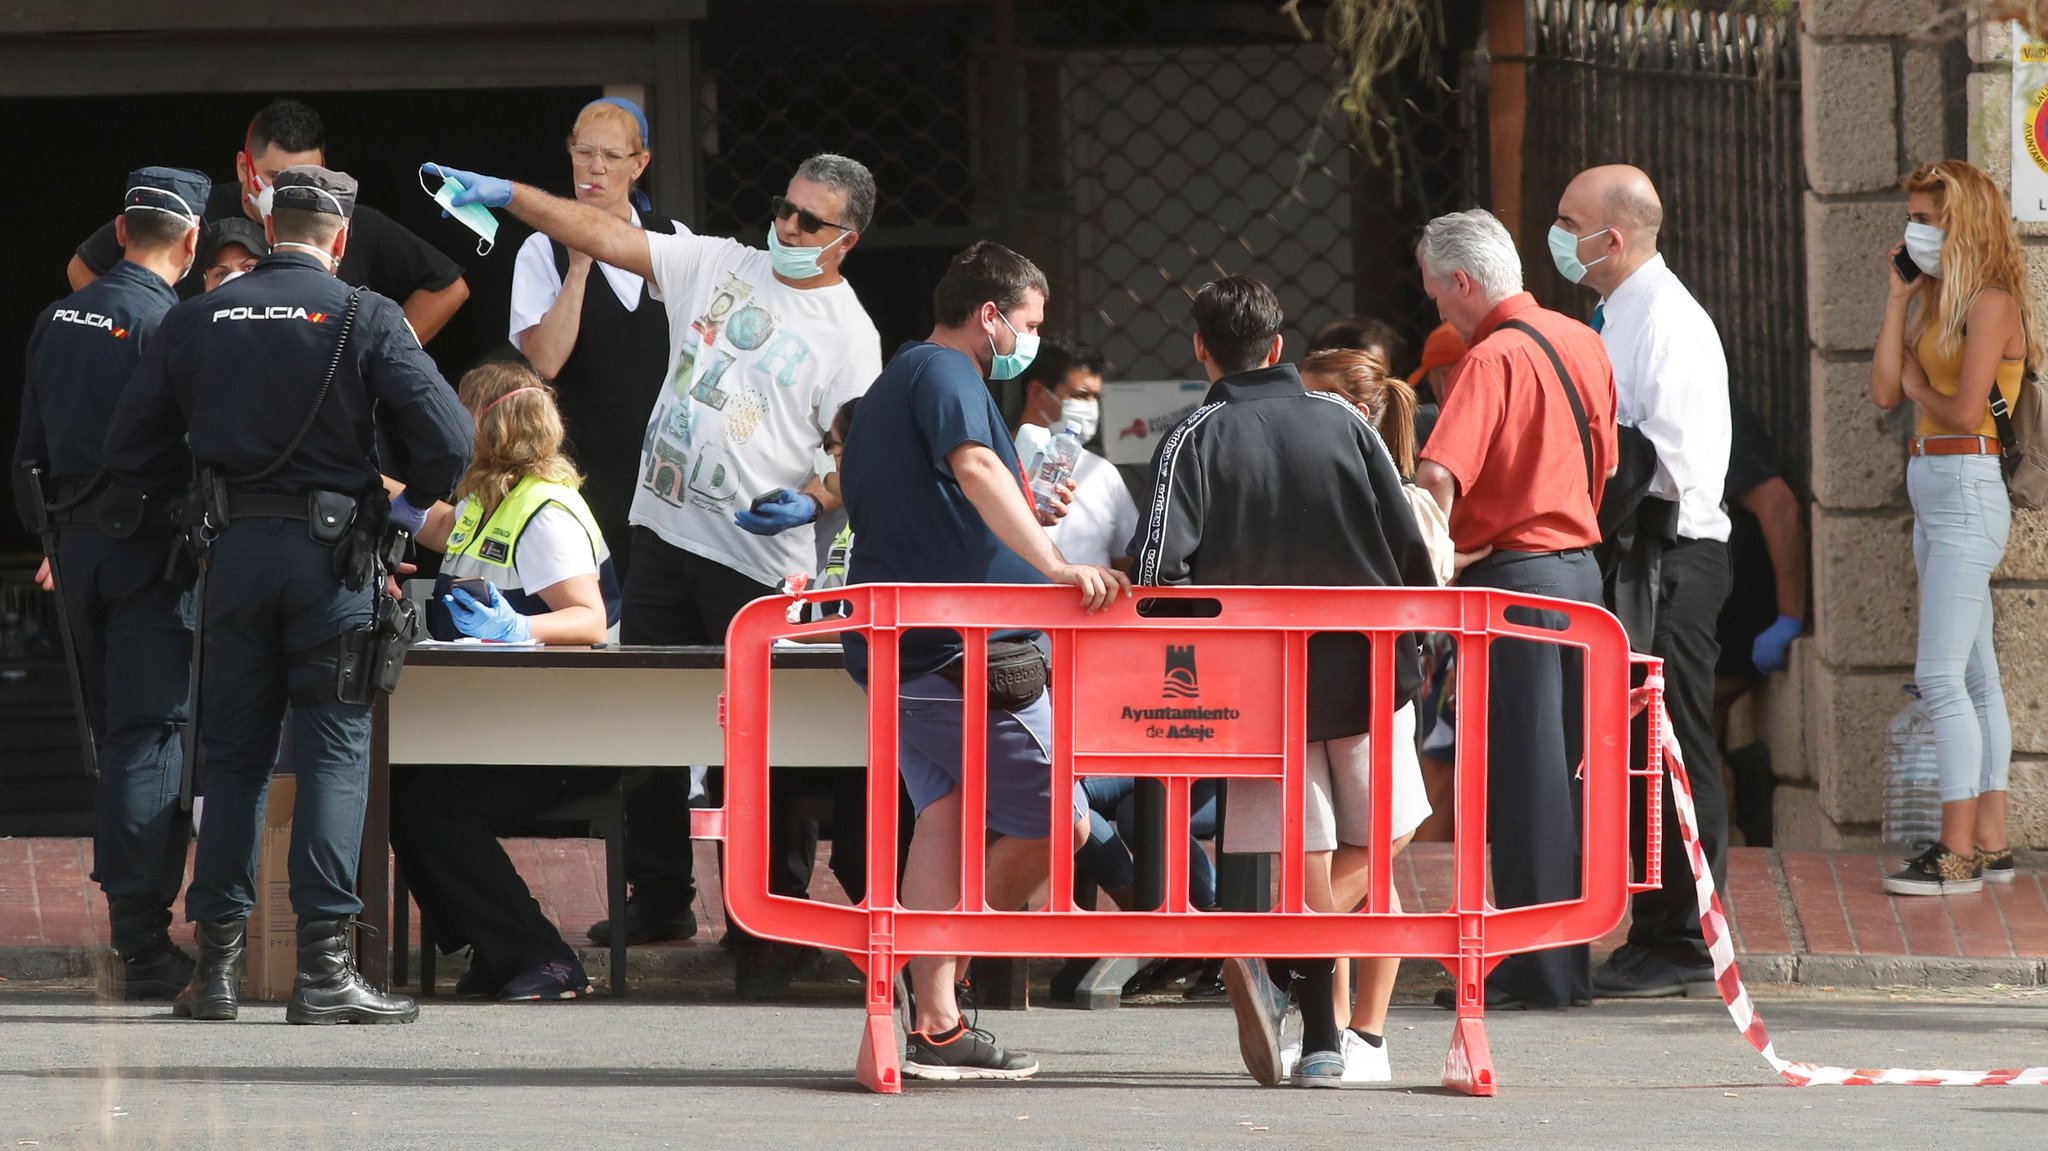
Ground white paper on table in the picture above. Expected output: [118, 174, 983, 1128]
[411, 637, 546, 648]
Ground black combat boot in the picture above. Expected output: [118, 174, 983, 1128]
[171, 919, 247, 1021]
[285, 918, 420, 1025]
[107, 896, 195, 1001]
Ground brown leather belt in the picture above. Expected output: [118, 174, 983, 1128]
[1910, 435, 2000, 457]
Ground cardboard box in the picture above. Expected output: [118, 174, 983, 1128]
[243, 773, 298, 1001]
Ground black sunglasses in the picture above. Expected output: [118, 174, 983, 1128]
[771, 194, 849, 237]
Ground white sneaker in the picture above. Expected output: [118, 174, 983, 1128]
[1277, 1007, 1302, 1079]
[1339, 1029, 1391, 1084]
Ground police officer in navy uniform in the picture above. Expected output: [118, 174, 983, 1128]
[11, 167, 210, 1001]
[104, 166, 473, 1025]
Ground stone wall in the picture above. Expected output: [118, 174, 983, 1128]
[1772, 2, 2048, 848]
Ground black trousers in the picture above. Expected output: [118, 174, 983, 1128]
[617, 529, 869, 943]
[613, 530, 774, 909]
[1457, 548, 1602, 1006]
[57, 528, 191, 907]
[388, 765, 615, 976]
[1626, 536, 1731, 966]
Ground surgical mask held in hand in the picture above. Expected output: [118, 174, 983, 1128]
[1903, 221, 1944, 279]
[421, 165, 499, 256]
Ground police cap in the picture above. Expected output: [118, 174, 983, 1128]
[272, 165, 358, 219]
[124, 166, 209, 223]
[199, 217, 270, 267]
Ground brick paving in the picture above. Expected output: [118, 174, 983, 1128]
[4, 838, 2042, 973]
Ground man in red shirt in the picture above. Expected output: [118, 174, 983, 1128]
[1415, 209, 1618, 1010]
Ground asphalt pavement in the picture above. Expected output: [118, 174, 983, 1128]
[3, 980, 2047, 1149]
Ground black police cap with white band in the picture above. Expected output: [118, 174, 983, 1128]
[271, 165, 358, 219]
[123, 166, 210, 223]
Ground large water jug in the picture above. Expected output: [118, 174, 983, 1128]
[1880, 684, 1941, 853]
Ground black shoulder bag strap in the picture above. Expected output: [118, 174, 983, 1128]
[1501, 318, 1596, 503]
[1990, 378, 2024, 482]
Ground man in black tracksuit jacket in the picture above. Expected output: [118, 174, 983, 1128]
[1128, 276, 1437, 1088]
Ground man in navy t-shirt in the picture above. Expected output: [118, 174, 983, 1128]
[840, 241, 1128, 1082]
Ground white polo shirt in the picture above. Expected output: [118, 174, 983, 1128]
[1598, 253, 1732, 543]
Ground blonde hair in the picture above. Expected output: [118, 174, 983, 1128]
[454, 362, 583, 518]
[1904, 160, 2042, 368]
[1301, 347, 1418, 476]
[567, 100, 646, 154]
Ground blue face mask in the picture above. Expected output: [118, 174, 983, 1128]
[989, 312, 1040, 381]
[1547, 223, 1612, 284]
[766, 226, 850, 280]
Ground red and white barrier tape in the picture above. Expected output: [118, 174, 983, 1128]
[1659, 704, 2048, 1086]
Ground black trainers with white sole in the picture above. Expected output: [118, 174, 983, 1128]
[1883, 840, 1983, 896]
[903, 1022, 1039, 1081]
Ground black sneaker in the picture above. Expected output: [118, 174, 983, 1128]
[1978, 847, 2017, 885]
[1884, 840, 1983, 896]
[903, 1021, 1039, 1081]
[453, 952, 498, 999]
[497, 959, 593, 1002]
[586, 897, 697, 946]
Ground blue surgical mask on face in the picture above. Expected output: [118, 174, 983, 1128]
[989, 312, 1039, 381]
[766, 226, 850, 280]
[1548, 223, 1613, 284]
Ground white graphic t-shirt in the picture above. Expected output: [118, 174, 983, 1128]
[634, 233, 882, 589]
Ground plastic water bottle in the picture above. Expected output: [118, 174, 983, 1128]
[1030, 423, 1085, 519]
[1880, 684, 1942, 853]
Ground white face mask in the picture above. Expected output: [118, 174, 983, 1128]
[1058, 396, 1100, 442]
[1903, 221, 1945, 279]
[248, 176, 274, 219]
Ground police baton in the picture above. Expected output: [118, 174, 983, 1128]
[21, 462, 100, 781]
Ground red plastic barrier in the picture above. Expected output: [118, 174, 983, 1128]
[692, 584, 1662, 1094]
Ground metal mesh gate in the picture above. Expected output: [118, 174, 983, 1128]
[1517, 0, 1808, 488]
[693, 0, 1479, 380]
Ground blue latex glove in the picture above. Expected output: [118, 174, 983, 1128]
[734, 487, 817, 536]
[389, 492, 430, 536]
[420, 163, 512, 208]
[445, 583, 532, 643]
[1750, 614, 1802, 675]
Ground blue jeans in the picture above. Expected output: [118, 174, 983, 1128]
[1076, 776, 1219, 909]
[1908, 455, 2012, 802]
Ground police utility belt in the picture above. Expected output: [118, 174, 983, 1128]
[43, 479, 182, 539]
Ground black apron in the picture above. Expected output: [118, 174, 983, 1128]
[547, 215, 676, 580]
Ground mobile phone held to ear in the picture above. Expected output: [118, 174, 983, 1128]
[450, 577, 491, 602]
[1893, 247, 1923, 283]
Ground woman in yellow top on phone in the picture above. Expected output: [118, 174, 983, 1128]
[1869, 159, 2030, 897]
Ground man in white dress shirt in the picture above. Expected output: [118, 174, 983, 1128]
[1550, 164, 1733, 998]
[1011, 336, 1138, 570]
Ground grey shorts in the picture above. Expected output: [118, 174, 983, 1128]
[894, 671, 1083, 840]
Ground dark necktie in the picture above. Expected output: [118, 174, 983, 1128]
[1590, 302, 1606, 333]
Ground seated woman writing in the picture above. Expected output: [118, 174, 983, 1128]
[401, 361, 620, 646]
[387, 362, 624, 1002]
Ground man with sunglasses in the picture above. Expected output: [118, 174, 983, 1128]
[422, 152, 884, 991]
